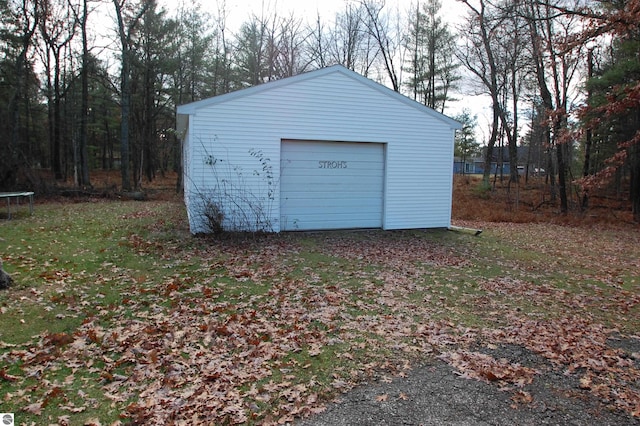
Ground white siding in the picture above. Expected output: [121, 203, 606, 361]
[178, 66, 458, 233]
[280, 141, 384, 231]
[181, 120, 199, 232]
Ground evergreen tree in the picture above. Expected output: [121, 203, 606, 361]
[584, 36, 640, 218]
[171, 4, 218, 102]
[454, 109, 480, 174]
[129, 1, 178, 186]
[0, 0, 41, 190]
[233, 18, 268, 88]
[403, 0, 459, 112]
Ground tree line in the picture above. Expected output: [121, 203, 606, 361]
[1, 0, 639, 221]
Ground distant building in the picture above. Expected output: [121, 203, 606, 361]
[454, 146, 546, 176]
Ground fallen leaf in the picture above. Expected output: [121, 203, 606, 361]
[308, 344, 322, 357]
[0, 369, 19, 382]
[579, 375, 592, 390]
[60, 405, 87, 413]
[511, 390, 533, 404]
[482, 370, 499, 382]
[24, 401, 43, 415]
[375, 394, 388, 402]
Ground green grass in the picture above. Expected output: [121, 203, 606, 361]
[1, 199, 639, 424]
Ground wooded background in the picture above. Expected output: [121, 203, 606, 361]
[1, 0, 639, 221]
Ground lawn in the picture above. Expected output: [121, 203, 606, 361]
[1, 197, 639, 424]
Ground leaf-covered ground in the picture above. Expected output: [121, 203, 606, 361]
[0, 200, 639, 424]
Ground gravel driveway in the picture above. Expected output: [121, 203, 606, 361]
[297, 342, 639, 426]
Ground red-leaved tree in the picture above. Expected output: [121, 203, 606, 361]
[574, 0, 640, 221]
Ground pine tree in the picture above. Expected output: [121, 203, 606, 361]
[403, 0, 459, 112]
[454, 109, 480, 175]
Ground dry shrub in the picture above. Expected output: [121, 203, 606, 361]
[452, 175, 635, 226]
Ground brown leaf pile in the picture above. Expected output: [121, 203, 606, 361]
[1, 233, 475, 424]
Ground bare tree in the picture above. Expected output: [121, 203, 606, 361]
[307, 13, 327, 69]
[68, 0, 100, 188]
[360, 0, 401, 91]
[234, 10, 311, 86]
[457, 0, 504, 186]
[305, 3, 379, 76]
[497, 0, 532, 187]
[333, 3, 374, 73]
[211, 1, 232, 96]
[458, 0, 532, 189]
[274, 13, 310, 78]
[524, 0, 583, 213]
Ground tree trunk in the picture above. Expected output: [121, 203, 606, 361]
[143, 55, 155, 184]
[483, 109, 499, 186]
[79, 0, 91, 188]
[581, 48, 594, 210]
[113, 0, 150, 192]
[119, 61, 132, 191]
[556, 137, 568, 214]
[53, 58, 63, 180]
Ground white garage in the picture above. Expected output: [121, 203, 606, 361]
[176, 65, 461, 234]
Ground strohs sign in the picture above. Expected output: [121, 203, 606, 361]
[318, 160, 347, 169]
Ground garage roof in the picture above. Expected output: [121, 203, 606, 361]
[176, 65, 462, 135]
